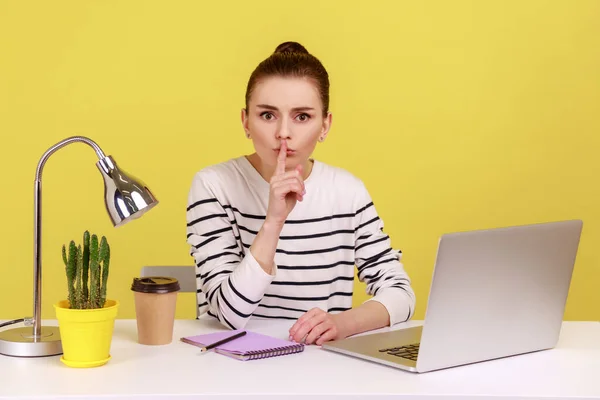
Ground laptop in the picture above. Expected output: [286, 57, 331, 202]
[322, 219, 583, 373]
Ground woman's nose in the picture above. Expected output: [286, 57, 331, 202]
[276, 121, 291, 139]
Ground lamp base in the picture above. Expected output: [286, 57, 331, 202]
[0, 326, 62, 357]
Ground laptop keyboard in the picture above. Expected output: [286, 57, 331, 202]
[378, 343, 420, 361]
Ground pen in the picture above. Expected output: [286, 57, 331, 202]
[200, 330, 247, 353]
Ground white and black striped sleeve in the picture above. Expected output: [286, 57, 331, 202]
[186, 171, 275, 330]
[354, 183, 416, 325]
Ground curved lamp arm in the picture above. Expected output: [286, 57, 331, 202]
[32, 136, 106, 338]
[35, 136, 106, 181]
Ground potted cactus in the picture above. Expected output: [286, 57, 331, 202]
[54, 231, 119, 368]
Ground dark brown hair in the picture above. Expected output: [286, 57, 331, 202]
[245, 41, 330, 116]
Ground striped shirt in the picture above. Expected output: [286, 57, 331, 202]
[186, 156, 416, 329]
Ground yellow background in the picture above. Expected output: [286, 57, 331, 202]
[1, 1, 598, 321]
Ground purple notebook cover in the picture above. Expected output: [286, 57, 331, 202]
[182, 329, 301, 355]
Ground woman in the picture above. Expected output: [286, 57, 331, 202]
[186, 41, 415, 346]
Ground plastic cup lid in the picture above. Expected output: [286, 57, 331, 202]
[131, 276, 180, 294]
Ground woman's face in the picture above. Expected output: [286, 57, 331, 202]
[242, 76, 332, 174]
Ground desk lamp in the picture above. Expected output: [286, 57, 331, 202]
[0, 136, 158, 357]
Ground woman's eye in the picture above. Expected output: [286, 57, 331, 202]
[260, 112, 274, 120]
[296, 113, 310, 122]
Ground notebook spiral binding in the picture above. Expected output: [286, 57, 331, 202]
[245, 343, 305, 360]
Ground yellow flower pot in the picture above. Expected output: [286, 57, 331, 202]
[54, 299, 119, 368]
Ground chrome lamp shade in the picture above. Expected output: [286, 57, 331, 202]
[0, 136, 158, 358]
[97, 155, 158, 227]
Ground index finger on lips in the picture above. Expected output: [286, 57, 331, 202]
[276, 140, 287, 175]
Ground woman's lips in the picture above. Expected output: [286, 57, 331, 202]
[274, 148, 296, 156]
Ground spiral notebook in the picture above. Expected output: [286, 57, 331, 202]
[181, 329, 305, 361]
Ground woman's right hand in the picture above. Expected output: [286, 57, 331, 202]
[266, 140, 305, 227]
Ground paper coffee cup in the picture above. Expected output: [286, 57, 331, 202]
[131, 276, 180, 345]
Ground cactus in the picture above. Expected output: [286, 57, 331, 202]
[99, 236, 110, 308]
[62, 241, 77, 308]
[89, 234, 99, 308]
[82, 231, 90, 301]
[62, 231, 111, 309]
[75, 244, 83, 309]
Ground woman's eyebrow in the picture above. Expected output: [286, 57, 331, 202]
[256, 104, 315, 112]
[256, 104, 278, 110]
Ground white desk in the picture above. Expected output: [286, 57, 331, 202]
[0, 318, 599, 400]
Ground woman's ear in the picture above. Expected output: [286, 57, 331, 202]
[319, 112, 332, 142]
[241, 108, 250, 138]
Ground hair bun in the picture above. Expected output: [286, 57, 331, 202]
[274, 41, 309, 55]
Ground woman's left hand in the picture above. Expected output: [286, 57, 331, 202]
[289, 308, 347, 346]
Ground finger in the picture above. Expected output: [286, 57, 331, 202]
[290, 307, 322, 336]
[271, 177, 305, 193]
[270, 169, 304, 185]
[294, 164, 305, 200]
[295, 313, 327, 343]
[276, 140, 287, 175]
[290, 313, 319, 342]
[296, 163, 303, 176]
[272, 181, 304, 201]
[291, 310, 327, 342]
[289, 309, 314, 338]
[305, 320, 331, 345]
[315, 327, 338, 346]
[273, 183, 303, 198]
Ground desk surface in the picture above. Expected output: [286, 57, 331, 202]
[1, 318, 599, 400]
